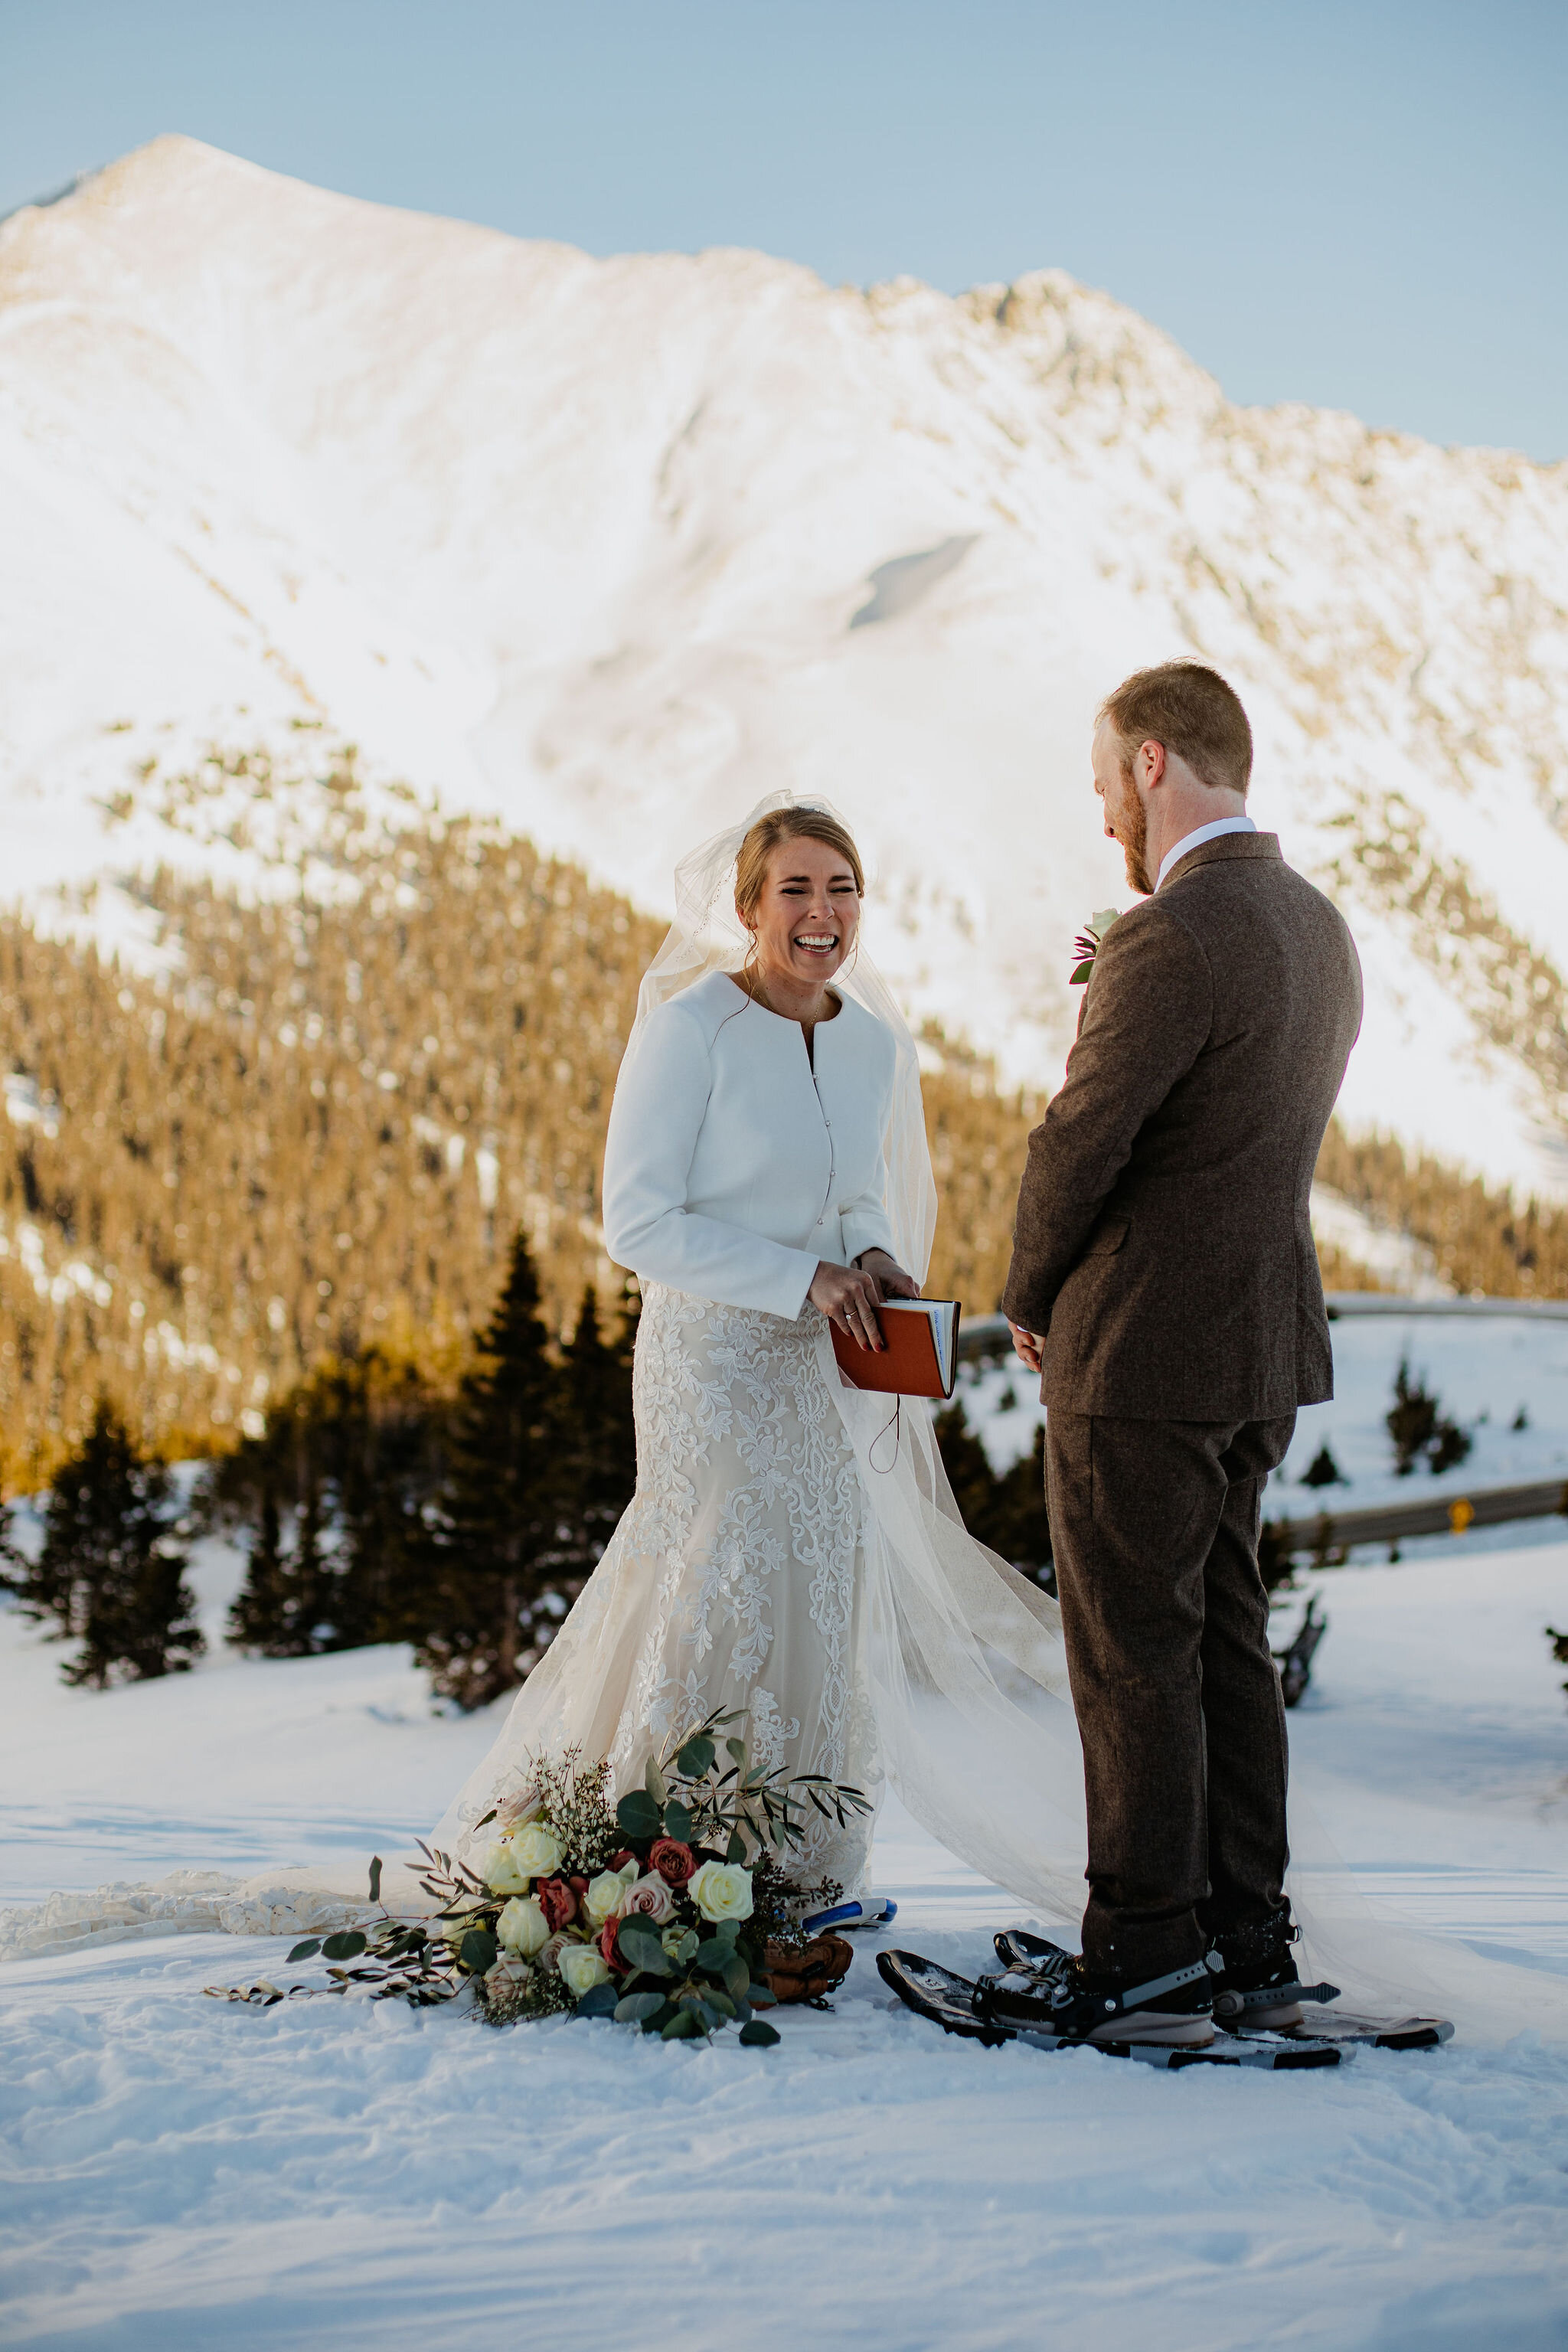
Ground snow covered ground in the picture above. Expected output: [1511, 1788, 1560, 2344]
[2, 1504, 1566, 2347]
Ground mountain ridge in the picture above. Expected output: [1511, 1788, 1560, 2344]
[3, 135, 1568, 1193]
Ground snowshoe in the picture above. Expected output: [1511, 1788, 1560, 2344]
[877, 1949, 1341, 2070]
[994, 1927, 1452, 2051]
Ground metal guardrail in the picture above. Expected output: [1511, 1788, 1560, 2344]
[1267, 1477, 1568, 1555]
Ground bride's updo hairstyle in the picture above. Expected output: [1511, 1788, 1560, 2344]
[733, 806, 865, 929]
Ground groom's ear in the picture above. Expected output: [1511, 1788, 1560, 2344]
[1137, 739, 1168, 789]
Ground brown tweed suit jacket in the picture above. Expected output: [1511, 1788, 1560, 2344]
[1002, 831, 1363, 1419]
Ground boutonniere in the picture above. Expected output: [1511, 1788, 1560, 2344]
[1069, 908, 1120, 987]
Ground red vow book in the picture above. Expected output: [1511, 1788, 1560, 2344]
[831, 1298, 962, 1401]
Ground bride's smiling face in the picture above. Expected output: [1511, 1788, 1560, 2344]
[744, 837, 861, 987]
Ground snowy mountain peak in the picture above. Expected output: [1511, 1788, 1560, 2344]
[3, 141, 1568, 1194]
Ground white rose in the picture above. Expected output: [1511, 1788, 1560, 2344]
[581, 1861, 639, 1929]
[557, 1943, 612, 1998]
[508, 1821, 564, 1882]
[688, 1860, 754, 1925]
[495, 1895, 550, 1957]
[478, 1840, 530, 1896]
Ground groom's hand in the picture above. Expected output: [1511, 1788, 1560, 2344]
[1007, 1319, 1044, 1374]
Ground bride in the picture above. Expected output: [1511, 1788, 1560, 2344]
[432, 792, 1089, 1911]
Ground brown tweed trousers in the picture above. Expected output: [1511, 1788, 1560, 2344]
[1002, 831, 1362, 1976]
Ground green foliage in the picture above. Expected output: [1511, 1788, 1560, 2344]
[416, 1230, 582, 1707]
[1387, 1359, 1472, 1478]
[205, 1351, 444, 1656]
[1547, 1625, 1568, 1703]
[2, 1399, 202, 1687]
[1300, 1443, 1344, 1489]
[196, 1235, 641, 1700]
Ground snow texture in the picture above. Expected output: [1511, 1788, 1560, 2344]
[3, 139, 1568, 1198]
[2, 1480, 1566, 2345]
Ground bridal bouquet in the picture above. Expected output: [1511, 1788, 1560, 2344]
[212, 1712, 870, 2047]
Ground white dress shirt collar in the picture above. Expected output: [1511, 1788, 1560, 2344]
[1155, 815, 1257, 892]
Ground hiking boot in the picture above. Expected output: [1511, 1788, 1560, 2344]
[978, 1949, 1220, 2047]
[1207, 1910, 1310, 2028]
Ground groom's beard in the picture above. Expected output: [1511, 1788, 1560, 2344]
[1119, 783, 1155, 896]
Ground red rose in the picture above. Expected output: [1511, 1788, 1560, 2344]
[599, 1919, 626, 1972]
[648, 1838, 697, 1889]
[569, 1874, 590, 1896]
[536, 1876, 577, 1932]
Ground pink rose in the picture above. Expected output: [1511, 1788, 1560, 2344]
[608, 1848, 639, 1873]
[536, 1877, 577, 1932]
[648, 1838, 697, 1890]
[622, 1873, 675, 1925]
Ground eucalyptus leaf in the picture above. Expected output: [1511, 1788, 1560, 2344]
[739, 2019, 782, 2047]
[662, 1799, 694, 1841]
[704, 1988, 737, 2020]
[286, 1939, 321, 1963]
[660, 2009, 704, 2040]
[722, 1953, 750, 2001]
[747, 1981, 778, 2006]
[725, 1830, 747, 1865]
[459, 1929, 498, 1975]
[643, 1756, 668, 1806]
[675, 1736, 715, 1776]
[616, 1923, 672, 1977]
[615, 1991, 668, 2024]
[322, 1930, 368, 1962]
[616, 1790, 662, 1839]
[725, 1737, 747, 1762]
[574, 1982, 619, 2019]
[676, 1929, 698, 1965]
[368, 1857, 383, 1904]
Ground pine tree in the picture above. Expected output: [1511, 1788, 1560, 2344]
[417, 1231, 567, 1709]
[556, 1282, 639, 1576]
[211, 1355, 445, 1655]
[6, 1400, 203, 1687]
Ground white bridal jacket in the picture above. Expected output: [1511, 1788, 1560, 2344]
[601, 969, 900, 1314]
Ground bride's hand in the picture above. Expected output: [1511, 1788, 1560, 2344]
[808, 1261, 887, 1351]
[854, 1247, 920, 1302]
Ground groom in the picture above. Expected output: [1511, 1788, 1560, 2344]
[1002, 661, 1362, 2045]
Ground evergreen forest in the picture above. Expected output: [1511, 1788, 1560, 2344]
[5, 735, 1567, 1703]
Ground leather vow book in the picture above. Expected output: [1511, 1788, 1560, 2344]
[831, 1298, 961, 1400]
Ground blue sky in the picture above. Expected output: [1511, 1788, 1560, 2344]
[3, 0, 1565, 458]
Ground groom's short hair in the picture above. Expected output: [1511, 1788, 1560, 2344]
[1099, 662, 1253, 795]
